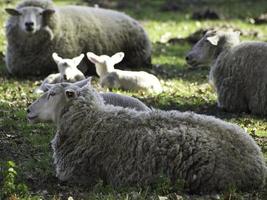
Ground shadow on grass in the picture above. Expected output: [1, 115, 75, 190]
[117, 0, 267, 21]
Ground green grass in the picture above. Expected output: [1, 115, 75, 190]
[0, 0, 267, 199]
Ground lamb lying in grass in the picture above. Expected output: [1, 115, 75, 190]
[27, 79, 266, 194]
[34, 53, 85, 93]
[87, 52, 163, 93]
[186, 30, 267, 115]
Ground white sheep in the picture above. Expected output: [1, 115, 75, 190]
[5, 0, 151, 76]
[186, 30, 267, 115]
[86, 52, 163, 93]
[27, 79, 266, 195]
[34, 53, 85, 94]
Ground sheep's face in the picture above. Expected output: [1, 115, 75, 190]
[185, 30, 219, 68]
[5, 7, 55, 34]
[52, 53, 84, 81]
[87, 52, 125, 76]
[27, 79, 91, 124]
[186, 30, 240, 68]
[27, 85, 66, 123]
[96, 55, 115, 74]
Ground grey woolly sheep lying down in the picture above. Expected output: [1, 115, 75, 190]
[87, 52, 162, 93]
[27, 79, 266, 194]
[5, 0, 151, 76]
[186, 30, 267, 115]
[35, 53, 85, 93]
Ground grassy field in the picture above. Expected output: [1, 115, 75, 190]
[0, 0, 267, 199]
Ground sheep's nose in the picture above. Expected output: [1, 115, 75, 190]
[185, 54, 194, 62]
[185, 55, 191, 61]
[25, 22, 34, 31]
[185, 56, 189, 61]
[25, 22, 34, 27]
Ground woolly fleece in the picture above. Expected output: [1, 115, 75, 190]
[5, 0, 151, 76]
[51, 83, 266, 194]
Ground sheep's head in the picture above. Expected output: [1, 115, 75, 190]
[86, 52, 124, 77]
[52, 53, 84, 81]
[185, 30, 240, 68]
[27, 78, 91, 124]
[5, 6, 55, 34]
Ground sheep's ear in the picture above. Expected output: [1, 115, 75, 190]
[80, 77, 93, 91]
[5, 8, 21, 16]
[73, 77, 92, 88]
[111, 52, 124, 64]
[43, 83, 53, 91]
[42, 9, 55, 16]
[73, 54, 84, 66]
[206, 35, 219, 46]
[65, 89, 78, 99]
[86, 52, 102, 64]
[52, 53, 62, 64]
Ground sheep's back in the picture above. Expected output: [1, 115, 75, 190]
[212, 42, 267, 85]
[55, 6, 151, 71]
[56, 104, 265, 193]
[110, 70, 159, 90]
[211, 42, 267, 113]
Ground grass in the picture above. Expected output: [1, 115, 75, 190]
[0, 0, 266, 199]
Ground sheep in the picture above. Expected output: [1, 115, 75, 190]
[34, 53, 85, 93]
[186, 30, 267, 115]
[75, 79, 151, 111]
[5, 0, 152, 76]
[27, 79, 266, 194]
[100, 92, 151, 111]
[86, 52, 163, 93]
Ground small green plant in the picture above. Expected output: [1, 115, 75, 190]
[0, 161, 29, 199]
[150, 175, 185, 195]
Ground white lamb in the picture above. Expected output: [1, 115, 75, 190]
[34, 53, 85, 93]
[86, 52, 163, 93]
